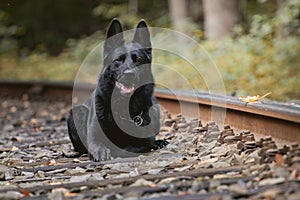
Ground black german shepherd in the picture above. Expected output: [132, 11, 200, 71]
[67, 19, 168, 161]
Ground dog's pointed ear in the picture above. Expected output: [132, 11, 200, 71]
[106, 18, 124, 39]
[132, 19, 151, 48]
[104, 18, 125, 54]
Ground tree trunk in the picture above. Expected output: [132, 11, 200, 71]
[203, 0, 242, 40]
[169, 0, 188, 33]
[276, 0, 286, 38]
[128, 0, 138, 16]
[188, 0, 203, 23]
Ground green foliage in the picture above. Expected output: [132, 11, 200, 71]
[0, 10, 19, 54]
[208, 36, 299, 100]
[150, 34, 300, 101]
[0, 0, 101, 55]
[276, 0, 300, 36]
[93, 3, 138, 28]
[92, 1, 170, 28]
[0, 0, 299, 101]
[250, 0, 300, 38]
[153, 0, 300, 101]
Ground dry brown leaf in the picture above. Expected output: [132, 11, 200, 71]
[11, 146, 19, 151]
[22, 189, 30, 197]
[65, 192, 77, 197]
[158, 177, 179, 185]
[73, 158, 82, 163]
[30, 118, 38, 124]
[275, 154, 284, 166]
[15, 137, 23, 143]
[289, 169, 297, 180]
[239, 92, 272, 104]
[45, 159, 56, 166]
[49, 188, 77, 199]
[130, 178, 157, 187]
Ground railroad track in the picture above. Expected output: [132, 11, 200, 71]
[1, 80, 299, 143]
[0, 81, 300, 199]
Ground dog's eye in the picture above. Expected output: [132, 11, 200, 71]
[116, 55, 125, 62]
[131, 54, 138, 62]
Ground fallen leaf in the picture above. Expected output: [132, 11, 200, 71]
[15, 137, 23, 143]
[11, 146, 19, 151]
[48, 188, 77, 200]
[239, 92, 272, 104]
[45, 159, 56, 166]
[130, 178, 157, 187]
[22, 189, 30, 197]
[7, 161, 15, 166]
[73, 158, 81, 163]
[158, 177, 179, 185]
[30, 118, 38, 124]
[275, 154, 284, 166]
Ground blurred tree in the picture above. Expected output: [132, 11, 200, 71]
[276, 0, 300, 38]
[0, 9, 19, 54]
[168, 0, 188, 33]
[277, 0, 286, 38]
[92, 0, 170, 28]
[128, 0, 138, 16]
[0, 0, 101, 55]
[203, 0, 244, 39]
[0, 0, 171, 55]
[188, 0, 203, 24]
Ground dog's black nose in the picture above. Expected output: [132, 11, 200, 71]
[120, 69, 136, 84]
[124, 69, 135, 75]
[124, 69, 135, 78]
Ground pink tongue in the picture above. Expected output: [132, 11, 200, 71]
[117, 82, 134, 94]
[122, 85, 134, 93]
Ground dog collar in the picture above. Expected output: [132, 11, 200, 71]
[118, 111, 143, 127]
[132, 111, 143, 126]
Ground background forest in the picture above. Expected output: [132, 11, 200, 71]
[0, 0, 299, 101]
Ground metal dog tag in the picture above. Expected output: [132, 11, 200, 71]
[133, 115, 143, 126]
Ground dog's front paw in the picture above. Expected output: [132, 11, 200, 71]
[152, 139, 169, 150]
[89, 146, 111, 161]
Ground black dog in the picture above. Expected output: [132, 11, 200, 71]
[67, 19, 168, 161]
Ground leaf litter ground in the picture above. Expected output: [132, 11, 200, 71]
[0, 97, 300, 199]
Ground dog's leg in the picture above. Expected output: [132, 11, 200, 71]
[87, 133, 112, 161]
[148, 99, 169, 150]
[86, 115, 112, 161]
[87, 142, 111, 161]
[67, 106, 89, 154]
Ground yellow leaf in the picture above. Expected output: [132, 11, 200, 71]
[239, 92, 271, 104]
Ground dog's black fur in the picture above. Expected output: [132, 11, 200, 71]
[67, 19, 168, 161]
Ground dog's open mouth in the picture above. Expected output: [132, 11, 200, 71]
[116, 81, 135, 95]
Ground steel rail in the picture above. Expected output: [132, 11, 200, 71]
[155, 89, 300, 144]
[1, 80, 299, 143]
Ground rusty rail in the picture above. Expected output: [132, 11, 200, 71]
[155, 89, 300, 144]
[1, 80, 299, 143]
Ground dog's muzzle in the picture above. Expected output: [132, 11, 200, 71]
[116, 81, 135, 95]
[116, 69, 138, 96]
